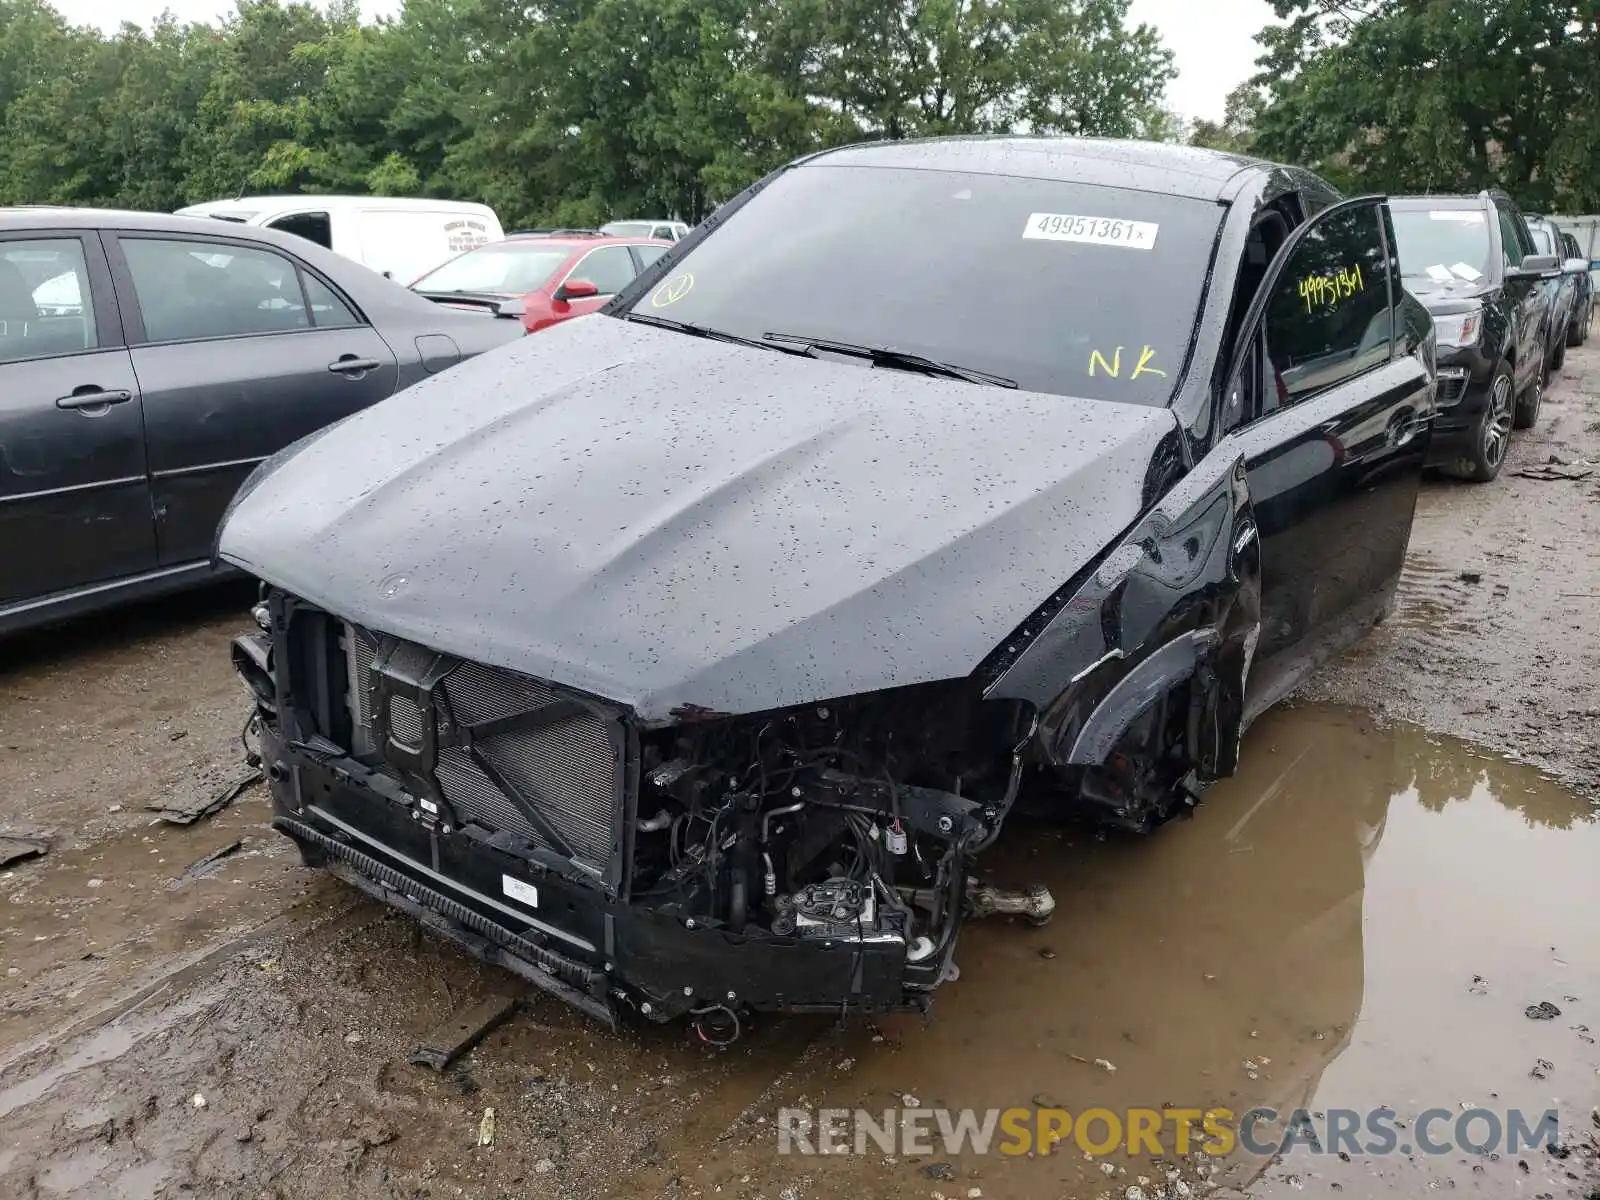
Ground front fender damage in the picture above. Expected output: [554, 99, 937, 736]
[984, 452, 1262, 829]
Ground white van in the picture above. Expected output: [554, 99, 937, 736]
[174, 195, 505, 283]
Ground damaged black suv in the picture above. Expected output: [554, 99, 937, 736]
[221, 139, 1435, 1038]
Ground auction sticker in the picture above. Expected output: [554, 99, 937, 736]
[1023, 212, 1159, 249]
[502, 874, 540, 909]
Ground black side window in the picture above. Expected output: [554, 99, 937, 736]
[122, 237, 310, 343]
[1497, 208, 1533, 267]
[268, 211, 333, 250]
[0, 237, 98, 363]
[1261, 204, 1393, 410]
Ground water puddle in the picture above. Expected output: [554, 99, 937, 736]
[687, 703, 1600, 1199]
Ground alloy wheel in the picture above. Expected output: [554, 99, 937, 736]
[1483, 373, 1514, 469]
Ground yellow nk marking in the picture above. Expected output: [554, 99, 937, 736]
[1131, 345, 1166, 379]
[1088, 346, 1123, 377]
[1089, 345, 1165, 380]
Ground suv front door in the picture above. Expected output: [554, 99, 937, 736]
[107, 232, 400, 567]
[1215, 198, 1431, 718]
[0, 230, 156, 618]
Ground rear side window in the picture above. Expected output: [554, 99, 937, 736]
[0, 237, 97, 363]
[122, 237, 311, 342]
[1263, 204, 1394, 407]
[634, 244, 670, 270]
[268, 211, 333, 250]
[302, 272, 362, 328]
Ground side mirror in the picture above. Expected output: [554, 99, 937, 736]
[555, 278, 599, 302]
[1509, 253, 1560, 278]
[494, 297, 527, 319]
[1565, 258, 1591, 275]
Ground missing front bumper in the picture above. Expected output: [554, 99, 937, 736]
[264, 737, 944, 1027]
[275, 814, 619, 1026]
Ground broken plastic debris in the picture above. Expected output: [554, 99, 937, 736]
[1526, 1001, 1562, 1020]
[1093, 1058, 1117, 1073]
[190, 1093, 207, 1109]
[477, 1106, 495, 1146]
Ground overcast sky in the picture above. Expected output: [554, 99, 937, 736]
[52, 0, 1275, 123]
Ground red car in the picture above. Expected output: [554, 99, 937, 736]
[409, 232, 674, 333]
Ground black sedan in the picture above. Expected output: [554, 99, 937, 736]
[0, 208, 521, 634]
[221, 139, 1435, 1035]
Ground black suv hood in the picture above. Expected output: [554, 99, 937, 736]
[218, 315, 1177, 720]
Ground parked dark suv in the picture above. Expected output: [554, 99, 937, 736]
[1559, 229, 1593, 348]
[1388, 192, 1558, 481]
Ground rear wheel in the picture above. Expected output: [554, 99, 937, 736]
[1570, 299, 1593, 348]
[1514, 358, 1543, 431]
[1463, 361, 1516, 482]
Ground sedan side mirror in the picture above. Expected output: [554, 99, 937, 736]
[1509, 253, 1561, 278]
[555, 278, 599, 302]
[1564, 258, 1591, 275]
[494, 297, 527, 319]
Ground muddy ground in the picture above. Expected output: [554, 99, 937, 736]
[2, 347, 1599, 1200]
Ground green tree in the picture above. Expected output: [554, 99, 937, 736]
[1189, 82, 1264, 155]
[0, 0, 1181, 222]
[1250, 0, 1600, 211]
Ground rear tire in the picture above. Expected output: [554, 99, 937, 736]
[1462, 360, 1516, 482]
[1570, 300, 1593, 348]
[1514, 359, 1543, 430]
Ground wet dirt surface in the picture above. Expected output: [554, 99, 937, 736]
[2, 350, 1599, 1199]
[1306, 343, 1600, 797]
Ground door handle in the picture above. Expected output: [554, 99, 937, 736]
[55, 387, 133, 411]
[328, 356, 382, 376]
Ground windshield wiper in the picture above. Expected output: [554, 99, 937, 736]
[623, 311, 811, 356]
[760, 332, 1018, 388]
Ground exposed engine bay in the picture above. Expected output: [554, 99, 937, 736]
[243, 593, 1072, 1043]
[629, 684, 1044, 990]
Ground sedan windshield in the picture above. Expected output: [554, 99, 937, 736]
[617, 164, 1225, 405]
[1389, 208, 1493, 285]
[411, 244, 572, 294]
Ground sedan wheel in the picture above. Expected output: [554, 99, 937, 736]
[1573, 301, 1593, 348]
